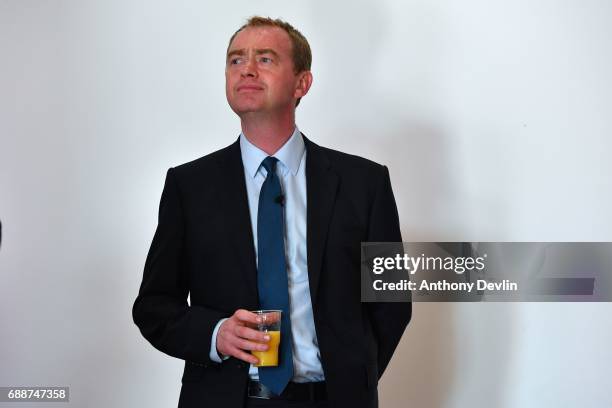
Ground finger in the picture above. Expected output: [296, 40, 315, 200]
[234, 326, 271, 342]
[235, 338, 269, 352]
[234, 309, 262, 325]
[229, 347, 259, 365]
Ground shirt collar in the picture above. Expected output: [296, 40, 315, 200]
[240, 127, 305, 178]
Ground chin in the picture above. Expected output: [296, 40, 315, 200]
[230, 105, 261, 116]
[229, 98, 263, 113]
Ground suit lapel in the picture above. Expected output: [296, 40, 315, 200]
[217, 139, 259, 302]
[304, 135, 339, 303]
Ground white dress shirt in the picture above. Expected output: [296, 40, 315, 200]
[209, 127, 324, 382]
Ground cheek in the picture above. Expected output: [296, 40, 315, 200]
[225, 70, 238, 85]
[225, 83, 232, 101]
[225, 78, 240, 100]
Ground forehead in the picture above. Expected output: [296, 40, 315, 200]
[228, 26, 292, 54]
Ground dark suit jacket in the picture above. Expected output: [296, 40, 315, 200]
[133, 135, 412, 408]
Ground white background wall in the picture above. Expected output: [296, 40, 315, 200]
[1, 1, 611, 407]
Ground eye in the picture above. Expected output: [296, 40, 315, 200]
[260, 56, 273, 64]
[229, 57, 243, 65]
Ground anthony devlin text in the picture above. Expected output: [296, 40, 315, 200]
[372, 279, 518, 292]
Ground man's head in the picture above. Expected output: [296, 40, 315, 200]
[225, 16, 313, 118]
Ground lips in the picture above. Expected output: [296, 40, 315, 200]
[237, 83, 264, 92]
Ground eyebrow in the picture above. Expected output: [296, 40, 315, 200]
[226, 48, 280, 60]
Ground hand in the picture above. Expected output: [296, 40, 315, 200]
[216, 309, 270, 365]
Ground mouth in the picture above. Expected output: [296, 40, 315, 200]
[237, 84, 264, 92]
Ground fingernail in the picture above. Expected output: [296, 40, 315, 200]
[264, 335, 270, 341]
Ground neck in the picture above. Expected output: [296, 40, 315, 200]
[240, 110, 296, 155]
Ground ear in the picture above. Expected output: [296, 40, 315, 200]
[294, 71, 313, 99]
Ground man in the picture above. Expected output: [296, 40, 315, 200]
[133, 16, 411, 408]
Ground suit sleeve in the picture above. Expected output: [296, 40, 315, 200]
[132, 168, 226, 364]
[365, 165, 412, 378]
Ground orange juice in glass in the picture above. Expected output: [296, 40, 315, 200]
[250, 310, 281, 367]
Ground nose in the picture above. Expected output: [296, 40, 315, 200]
[241, 56, 258, 78]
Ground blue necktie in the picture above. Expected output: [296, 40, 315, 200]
[257, 157, 294, 395]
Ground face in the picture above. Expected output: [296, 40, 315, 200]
[225, 26, 311, 116]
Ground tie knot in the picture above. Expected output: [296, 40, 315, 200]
[261, 156, 279, 174]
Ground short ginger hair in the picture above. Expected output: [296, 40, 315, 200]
[227, 16, 312, 74]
